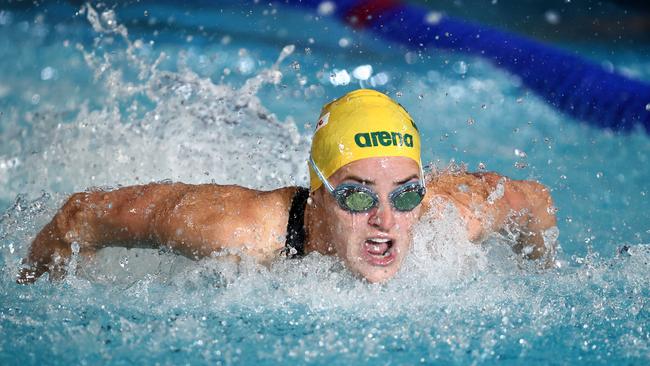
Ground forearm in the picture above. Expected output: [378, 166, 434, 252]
[18, 183, 192, 283]
[498, 179, 558, 259]
[54, 184, 186, 249]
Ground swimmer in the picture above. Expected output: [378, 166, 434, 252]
[17, 89, 557, 284]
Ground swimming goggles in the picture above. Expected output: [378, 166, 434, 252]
[309, 156, 426, 213]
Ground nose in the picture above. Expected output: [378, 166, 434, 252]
[368, 199, 395, 231]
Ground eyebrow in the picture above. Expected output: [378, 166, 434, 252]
[395, 174, 419, 185]
[341, 175, 375, 185]
[340, 174, 420, 186]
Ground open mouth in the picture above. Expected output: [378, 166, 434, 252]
[362, 237, 396, 266]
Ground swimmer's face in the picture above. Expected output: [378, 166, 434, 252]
[312, 156, 423, 283]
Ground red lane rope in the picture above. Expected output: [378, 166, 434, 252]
[344, 0, 401, 28]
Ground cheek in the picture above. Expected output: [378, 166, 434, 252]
[395, 211, 420, 234]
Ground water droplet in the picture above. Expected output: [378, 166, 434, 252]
[368, 72, 389, 87]
[467, 118, 475, 125]
[338, 37, 350, 48]
[40, 66, 56, 81]
[452, 61, 468, 74]
[395, 91, 403, 98]
[352, 64, 373, 80]
[477, 162, 486, 171]
[596, 172, 603, 178]
[289, 61, 300, 71]
[425, 11, 443, 25]
[545, 10, 560, 25]
[317, 1, 336, 16]
[329, 69, 350, 86]
[645, 103, 650, 111]
[404, 52, 418, 65]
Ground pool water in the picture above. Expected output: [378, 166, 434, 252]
[1, 1, 649, 364]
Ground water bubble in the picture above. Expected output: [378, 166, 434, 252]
[317, 1, 336, 16]
[329, 69, 350, 86]
[352, 64, 373, 80]
[221, 35, 232, 45]
[452, 61, 468, 74]
[31, 94, 41, 104]
[645, 103, 650, 111]
[338, 37, 350, 48]
[289, 61, 301, 71]
[544, 10, 560, 25]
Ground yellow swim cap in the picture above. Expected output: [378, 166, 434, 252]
[309, 89, 422, 191]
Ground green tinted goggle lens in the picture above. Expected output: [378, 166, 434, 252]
[334, 183, 425, 213]
[392, 190, 424, 211]
[343, 191, 376, 212]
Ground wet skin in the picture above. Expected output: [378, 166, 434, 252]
[17, 157, 557, 284]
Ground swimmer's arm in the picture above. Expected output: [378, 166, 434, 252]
[423, 172, 557, 260]
[16, 183, 220, 284]
[490, 177, 558, 260]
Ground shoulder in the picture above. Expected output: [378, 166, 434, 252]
[170, 183, 297, 222]
[423, 170, 504, 208]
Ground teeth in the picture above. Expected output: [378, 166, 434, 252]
[368, 238, 390, 243]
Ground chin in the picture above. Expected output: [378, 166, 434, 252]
[356, 264, 401, 283]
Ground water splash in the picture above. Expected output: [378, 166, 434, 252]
[0, 4, 649, 365]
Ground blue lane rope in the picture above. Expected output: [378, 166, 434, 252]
[283, 0, 650, 134]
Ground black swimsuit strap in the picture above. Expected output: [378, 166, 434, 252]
[284, 187, 310, 258]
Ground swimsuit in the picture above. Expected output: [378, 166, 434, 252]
[284, 187, 309, 258]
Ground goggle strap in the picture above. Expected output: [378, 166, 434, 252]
[419, 159, 426, 187]
[309, 156, 335, 193]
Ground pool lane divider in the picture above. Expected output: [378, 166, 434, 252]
[284, 0, 650, 134]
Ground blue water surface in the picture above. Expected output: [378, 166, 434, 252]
[0, 1, 649, 365]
